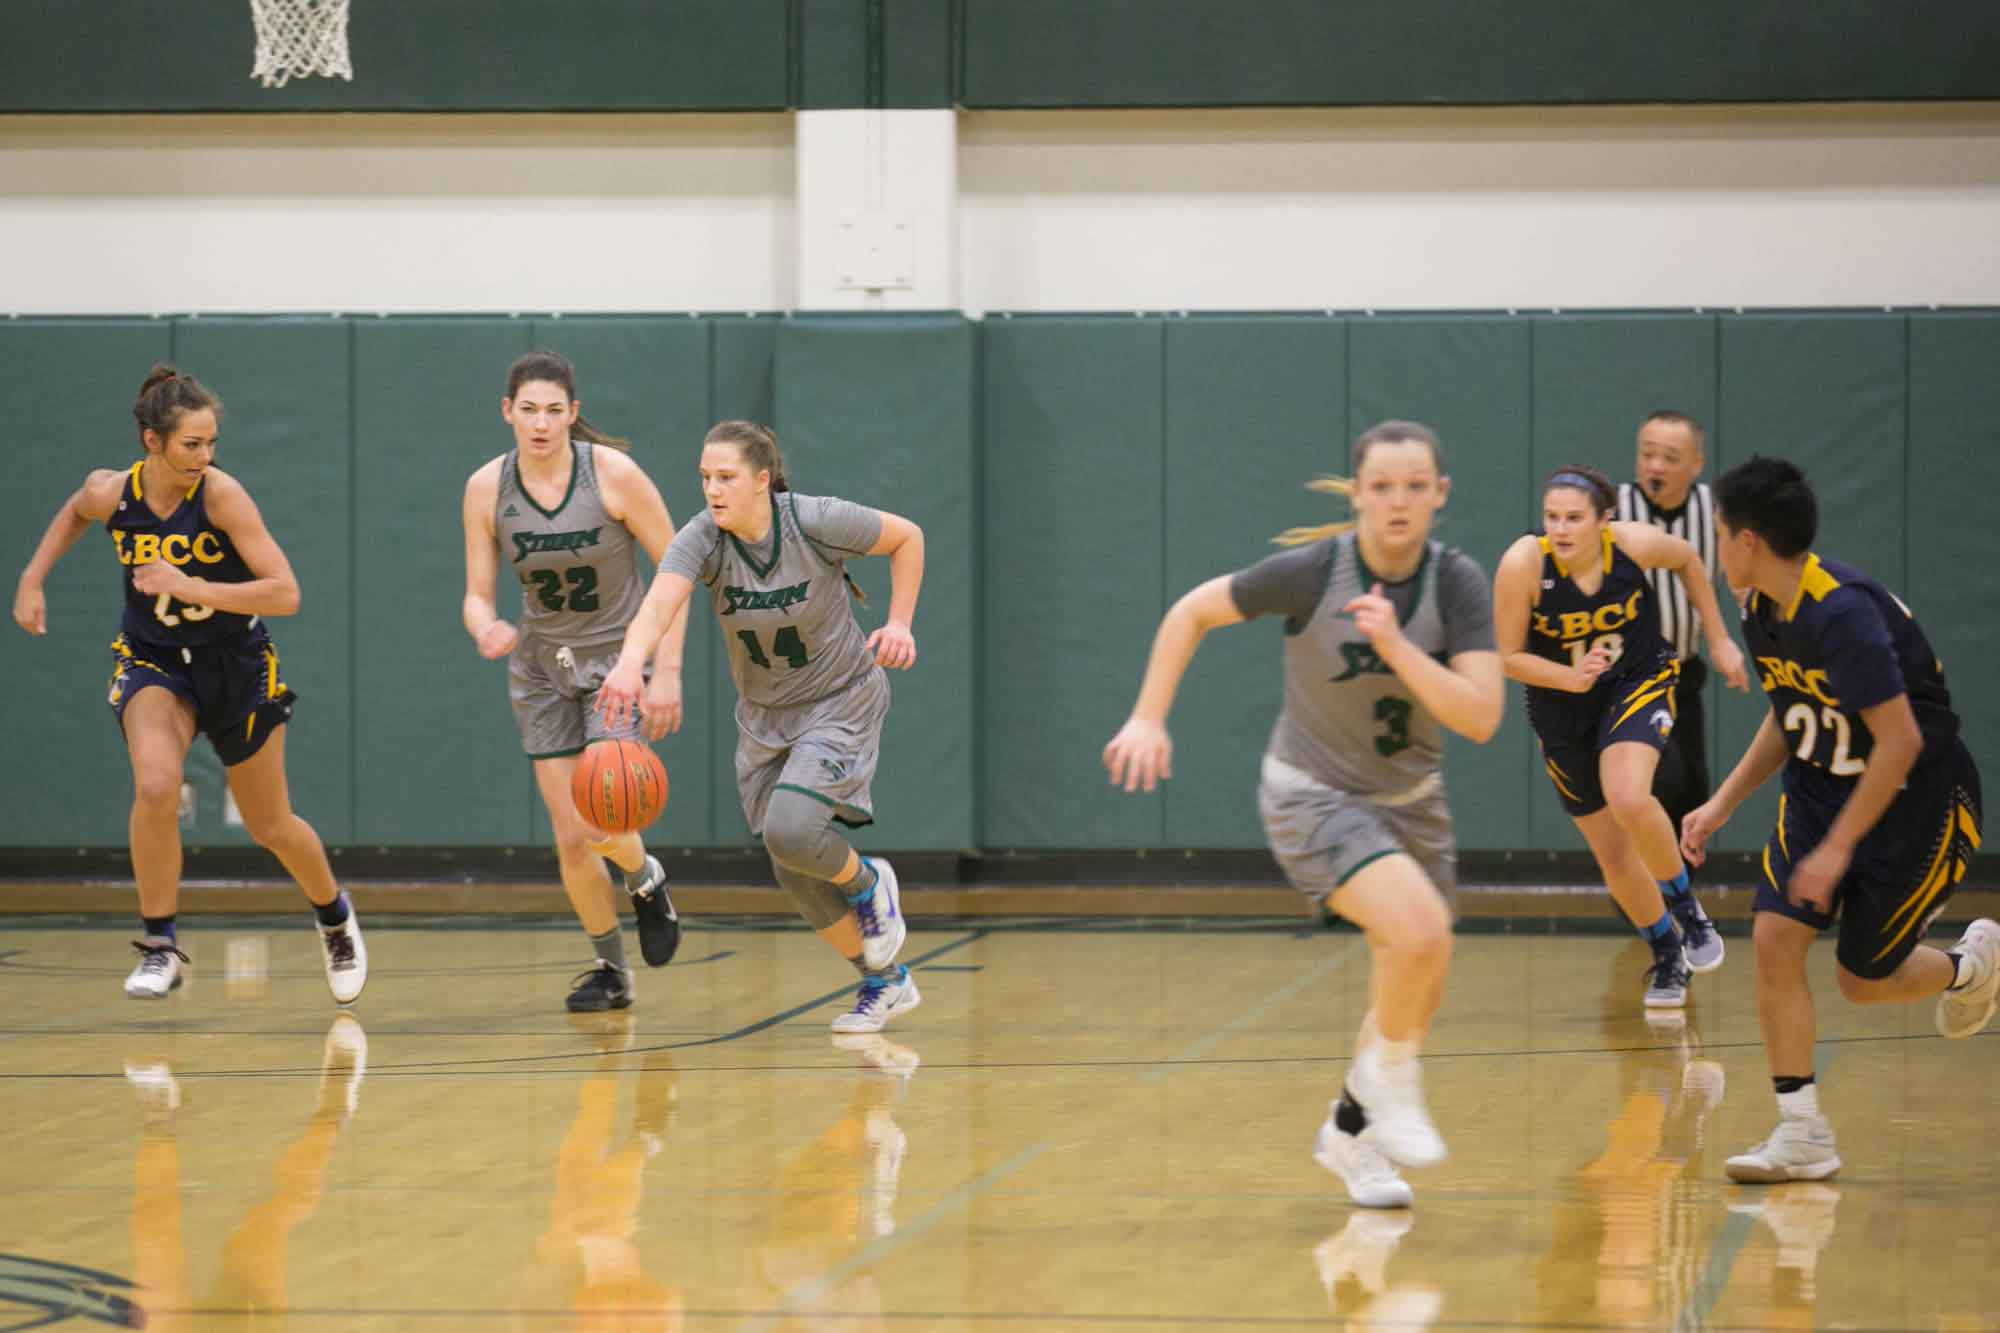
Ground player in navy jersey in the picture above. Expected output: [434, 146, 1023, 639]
[12, 365, 364, 1003]
[1681, 456, 1991, 1183]
[1494, 464, 1747, 1012]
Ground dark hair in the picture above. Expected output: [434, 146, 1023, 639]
[133, 364, 222, 446]
[1274, 419, 1446, 546]
[1542, 462, 1617, 515]
[1640, 409, 1707, 451]
[504, 351, 629, 451]
[704, 420, 788, 493]
[1716, 455, 1817, 558]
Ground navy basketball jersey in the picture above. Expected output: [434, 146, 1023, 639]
[105, 462, 259, 648]
[1524, 529, 1672, 737]
[1742, 552, 1960, 810]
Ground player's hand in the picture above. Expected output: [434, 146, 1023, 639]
[1788, 840, 1848, 913]
[474, 620, 519, 660]
[596, 658, 645, 731]
[129, 560, 191, 600]
[12, 582, 46, 636]
[1711, 637, 1750, 692]
[1679, 798, 1729, 867]
[1103, 717, 1173, 793]
[1342, 583, 1404, 652]
[1570, 642, 1616, 692]
[640, 670, 683, 740]
[867, 620, 917, 670]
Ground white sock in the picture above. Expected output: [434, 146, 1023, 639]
[1777, 1084, 1821, 1120]
[1374, 1037, 1419, 1069]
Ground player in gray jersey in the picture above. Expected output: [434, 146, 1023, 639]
[1104, 422, 1503, 1209]
[461, 352, 690, 1014]
[598, 421, 927, 1034]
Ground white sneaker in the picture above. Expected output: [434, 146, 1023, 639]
[1314, 1114, 1413, 1208]
[832, 967, 921, 1033]
[1935, 918, 2000, 1039]
[1644, 953, 1690, 1008]
[124, 938, 188, 1000]
[124, 1059, 182, 1115]
[1347, 1049, 1447, 1169]
[319, 1013, 368, 1119]
[318, 901, 367, 1005]
[853, 857, 906, 971]
[1726, 1115, 1841, 1183]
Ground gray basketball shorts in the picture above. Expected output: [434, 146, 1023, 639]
[507, 634, 642, 760]
[1257, 754, 1459, 914]
[737, 668, 890, 834]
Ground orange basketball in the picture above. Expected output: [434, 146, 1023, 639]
[572, 739, 669, 833]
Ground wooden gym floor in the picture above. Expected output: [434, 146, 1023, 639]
[2, 910, 1996, 1330]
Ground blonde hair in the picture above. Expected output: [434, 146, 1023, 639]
[1271, 420, 1444, 547]
[703, 420, 866, 605]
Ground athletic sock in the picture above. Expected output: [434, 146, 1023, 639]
[1774, 1075, 1820, 1119]
[311, 891, 351, 929]
[1640, 912, 1678, 951]
[590, 928, 628, 974]
[843, 859, 880, 905]
[142, 914, 177, 944]
[1658, 866, 1692, 901]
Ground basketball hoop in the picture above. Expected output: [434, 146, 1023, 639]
[250, 0, 353, 89]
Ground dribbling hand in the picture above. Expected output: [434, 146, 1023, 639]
[640, 671, 684, 740]
[867, 620, 917, 670]
[1103, 717, 1172, 793]
[596, 659, 645, 731]
[12, 584, 46, 636]
[474, 620, 519, 660]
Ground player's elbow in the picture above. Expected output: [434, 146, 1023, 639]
[270, 577, 301, 617]
[1461, 692, 1505, 744]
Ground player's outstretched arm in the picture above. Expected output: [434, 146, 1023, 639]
[1789, 694, 1923, 908]
[599, 570, 696, 730]
[1103, 576, 1245, 793]
[864, 511, 923, 670]
[461, 461, 517, 659]
[598, 447, 692, 718]
[14, 469, 123, 635]
[1682, 711, 1789, 865]
[1611, 520, 1747, 690]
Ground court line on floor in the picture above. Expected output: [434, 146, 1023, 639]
[742, 1139, 1055, 1333]
[1142, 938, 1364, 1082]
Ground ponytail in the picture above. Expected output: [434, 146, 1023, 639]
[1272, 477, 1360, 546]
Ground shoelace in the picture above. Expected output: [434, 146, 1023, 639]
[570, 964, 623, 993]
[1647, 958, 1689, 988]
[324, 928, 356, 967]
[852, 975, 897, 1011]
[853, 889, 886, 938]
[131, 940, 190, 972]
[1672, 897, 1714, 946]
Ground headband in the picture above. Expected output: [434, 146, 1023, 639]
[1545, 470, 1599, 495]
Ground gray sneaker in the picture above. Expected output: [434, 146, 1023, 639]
[1644, 953, 1690, 1008]
[1668, 892, 1725, 973]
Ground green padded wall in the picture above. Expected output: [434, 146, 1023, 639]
[1346, 316, 1535, 852]
[1529, 314, 1721, 853]
[1907, 315, 2000, 779]
[1161, 317, 1346, 849]
[1712, 313, 1909, 852]
[1, 321, 172, 846]
[352, 320, 536, 845]
[171, 318, 355, 846]
[983, 318, 1166, 848]
[773, 315, 977, 851]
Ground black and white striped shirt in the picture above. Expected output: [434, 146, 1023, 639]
[1616, 481, 1715, 663]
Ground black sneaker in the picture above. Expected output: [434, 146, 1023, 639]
[565, 961, 634, 1013]
[628, 855, 681, 968]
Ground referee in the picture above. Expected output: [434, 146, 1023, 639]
[1617, 409, 1718, 836]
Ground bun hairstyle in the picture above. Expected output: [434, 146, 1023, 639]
[133, 364, 222, 445]
[504, 351, 630, 451]
[1542, 462, 1617, 515]
[1273, 419, 1445, 547]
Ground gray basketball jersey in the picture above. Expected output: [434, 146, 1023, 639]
[661, 491, 882, 710]
[494, 442, 647, 649]
[1268, 534, 1451, 798]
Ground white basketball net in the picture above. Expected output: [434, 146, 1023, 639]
[250, 0, 354, 89]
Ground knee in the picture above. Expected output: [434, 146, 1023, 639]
[1834, 964, 1896, 1004]
[239, 806, 300, 849]
[762, 796, 836, 873]
[1602, 784, 1656, 831]
[1752, 914, 1814, 981]
[1378, 899, 1454, 968]
[130, 770, 181, 818]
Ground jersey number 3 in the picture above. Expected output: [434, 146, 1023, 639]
[1373, 697, 1414, 757]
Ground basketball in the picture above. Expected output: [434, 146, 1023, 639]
[571, 739, 669, 833]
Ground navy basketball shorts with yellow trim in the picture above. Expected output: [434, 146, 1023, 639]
[1757, 742, 1983, 980]
[1534, 655, 1680, 817]
[108, 627, 297, 767]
